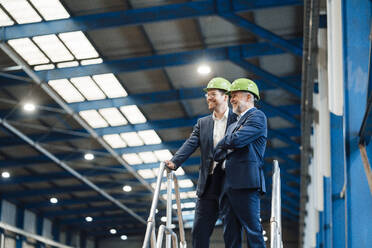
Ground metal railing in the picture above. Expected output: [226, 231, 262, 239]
[142, 162, 187, 248]
[270, 160, 283, 248]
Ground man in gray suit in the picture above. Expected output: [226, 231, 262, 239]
[165, 77, 237, 248]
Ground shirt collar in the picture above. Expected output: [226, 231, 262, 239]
[212, 108, 229, 121]
[237, 107, 255, 121]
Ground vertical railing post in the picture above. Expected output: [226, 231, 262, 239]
[270, 160, 283, 248]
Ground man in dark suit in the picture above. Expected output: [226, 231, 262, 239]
[165, 77, 237, 248]
[214, 78, 267, 248]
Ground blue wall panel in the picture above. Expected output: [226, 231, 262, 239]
[342, 0, 372, 247]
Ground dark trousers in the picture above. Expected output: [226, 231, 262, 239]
[192, 170, 223, 248]
[220, 188, 266, 248]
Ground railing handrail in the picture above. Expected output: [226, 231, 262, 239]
[142, 162, 187, 248]
[270, 160, 283, 248]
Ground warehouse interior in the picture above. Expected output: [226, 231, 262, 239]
[0, 0, 371, 247]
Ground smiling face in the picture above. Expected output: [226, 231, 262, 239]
[205, 89, 227, 111]
[230, 91, 252, 115]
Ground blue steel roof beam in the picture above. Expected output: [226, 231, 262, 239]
[0, 0, 303, 41]
[66, 84, 300, 111]
[24, 195, 196, 210]
[218, 12, 302, 56]
[32, 41, 289, 81]
[0, 118, 146, 224]
[0, 116, 300, 149]
[230, 57, 301, 98]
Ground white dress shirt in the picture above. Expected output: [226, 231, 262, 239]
[211, 108, 229, 174]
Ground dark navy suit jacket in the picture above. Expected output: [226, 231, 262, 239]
[214, 107, 267, 193]
[170, 110, 237, 197]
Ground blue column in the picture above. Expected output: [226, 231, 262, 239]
[52, 220, 60, 242]
[36, 215, 44, 248]
[342, 0, 372, 247]
[330, 113, 346, 248]
[15, 206, 24, 248]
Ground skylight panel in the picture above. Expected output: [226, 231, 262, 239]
[57, 61, 79, 68]
[138, 151, 158, 164]
[122, 153, 143, 165]
[120, 132, 144, 147]
[120, 105, 146, 124]
[162, 193, 176, 200]
[151, 182, 167, 190]
[175, 167, 185, 176]
[79, 110, 108, 128]
[33, 34, 74, 62]
[103, 134, 127, 148]
[187, 191, 197, 198]
[81, 58, 103, 65]
[8, 38, 49, 65]
[59, 31, 99, 59]
[93, 73, 128, 98]
[0, 8, 14, 26]
[178, 179, 194, 188]
[98, 108, 128, 126]
[70, 76, 106, 101]
[30, 0, 70, 21]
[137, 169, 155, 179]
[154, 150, 173, 161]
[34, 64, 55, 71]
[152, 168, 166, 178]
[48, 79, 84, 103]
[0, 0, 42, 24]
[138, 130, 162, 145]
[183, 202, 196, 208]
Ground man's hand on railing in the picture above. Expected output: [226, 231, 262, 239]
[164, 160, 177, 171]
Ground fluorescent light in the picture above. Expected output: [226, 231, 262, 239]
[0, 0, 41, 24]
[81, 58, 103, 65]
[50, 197, 58, 204]
[85, 216, 93, 222]
[93, 73, 127, 98]
[23, 103, 36, 112]
[122, 185, 132, 192]
[183, 202, 196, 208]
[264, 236, 268, 242]
[120, 105, 146, 124]
[262, 230, 266, 235]
[151, 182, 167, 190]
[79, 110, 108, 128]
[0, 8, 14, 26]
[59, 31, 99, 59]
[8, 38, 49, 65]
[98, 108, 128, 126]
[30, 0, 70, 21]
[180, 192, 188, 199]
[137, 169, 155, 179]
[1, 171, 10, 178]
[109, 229, 117, 234]
[178, 179, 194, 188]
[57, 61, 79, 68]
[103, 134, 127, 148]
[138, 151, 158, 164]
[160, 216, 167, 222]
[84, 153, 94, 160]
[137, 130, 161, 145]
[162, 193, 175, 200]
[182, 210, 195, 216]
[70, 76, 106, 101]
[33, 34, 74, 62]
[154, 150, 173, 161]
[48, 79, 85, 103]
[175, 168, 185, 176]
[120, 235, 128, 240]
[187, 191, 197, 198]
[120, 132, 144, 147]
[34, 64, 55, 71]
[197, 64, 211, 75]
[122, 153, 142, 165]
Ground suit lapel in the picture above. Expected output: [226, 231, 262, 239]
[233, 107, 256, 132]
[206, 115, 214, 149]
